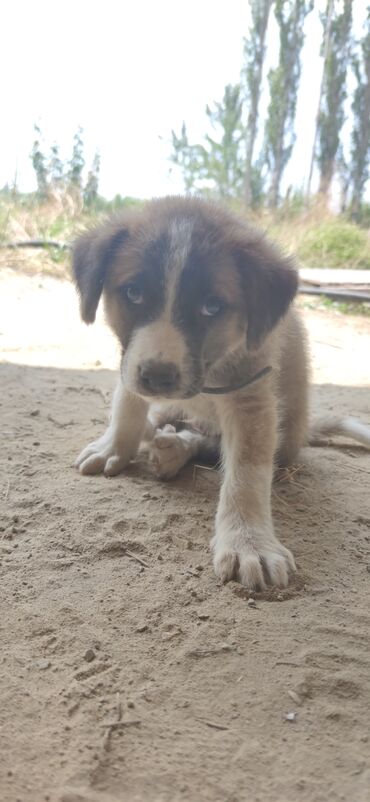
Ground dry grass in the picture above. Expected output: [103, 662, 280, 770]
[1, 194, 370, 279]
[250, 199, 370, 270]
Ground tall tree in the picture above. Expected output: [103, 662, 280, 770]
[84, 150, 101, 207]
[348, 6, 370, 218]
[306, 0, 335, 198]
[68, 127, 85, 190]
[203, 83, 245, 198]
[49, 143, 64, 189]
[30, 124, 49, 199]
[243, 0, 273, 206]
[264, 0, 314, 208]
[170, 84, 244, 198]
[316, 0, 353, 198]
[170, 122, 207, 193]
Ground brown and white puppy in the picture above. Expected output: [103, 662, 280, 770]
[72, 196, 370, 590]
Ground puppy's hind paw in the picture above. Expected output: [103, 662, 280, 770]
[149, 427, 191, 480]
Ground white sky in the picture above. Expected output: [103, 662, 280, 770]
[0, 0, 367, 200]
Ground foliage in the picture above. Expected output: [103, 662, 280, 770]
[170, 122, 208, 193]
[317, 0, 353, 196]
[348, 6, 370, 217]
[49, 143, 64, 189]
[68, 127, 85, 190]
[30, 125, 49, 199]
[84, 150, 101, 207]
[170, 84, 245, 198]
[318, 297, 370, 316]
[264, 0, 314, 208]
[242, 0, 273, 205]
[3, 185, 370, 284]
[28, 126, 104, 209]
[297, 218, 370, 268]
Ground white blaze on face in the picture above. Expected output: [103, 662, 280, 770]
[123, 219, 195, 393]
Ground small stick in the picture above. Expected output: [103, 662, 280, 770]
[272, 490, 290, 507]
[276, 464, 304, 484]
[100, 720, 141, 729]
[195, 717, 229, 731]
[0, 239, 69, 250]
[192, 462, 218, 487]
[125, 550, 149, 568]
[116, 692, 122, 722]
[47, 415, 75, 429]
[188, 645, 234, 658]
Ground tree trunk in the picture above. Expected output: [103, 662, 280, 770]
[244, 1, 273, 207]
[350, 77, 370, 218]
[306, 0, 335, 199]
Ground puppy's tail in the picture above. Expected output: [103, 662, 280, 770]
[309, 416, 370, 449]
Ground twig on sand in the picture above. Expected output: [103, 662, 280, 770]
[47, 415, 75, 429]
[188, 644, 234, 658]
[275, 464, 307, 491]
[275, 464, 305, 484]
[195, 717, 229, 731]
[272, 489, 290, 507]
[101, 692, 140, 752]
[100, 720, 141, 730]
[192, 462, 218, 486]
[126, 550, 149, 568]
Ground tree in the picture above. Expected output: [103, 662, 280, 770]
[242, 0, 273, 206]
[264, 0, 314, 208]
[49, 143, 64, 189]
[170, 84, 244, 198]
[348, 6, 370, 218]
[203, 83, 245, 198]
[30, 124, 49, 199]
[316, 0, 353, 198]
[68, 127, 85, 190]
[306, 0, 335, 198]
[170, 122, 207, 193]
[84, 150, 101, 207]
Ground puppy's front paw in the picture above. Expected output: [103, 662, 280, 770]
[211, 526, 296, 590]
[149, 426, 191, 480]
[75, 431, 134, 477]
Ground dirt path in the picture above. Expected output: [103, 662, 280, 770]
[1, 270, 370, 802]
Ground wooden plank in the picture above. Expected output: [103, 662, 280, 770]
[299, 268, 370, 286]
[299, 285, 370, 303]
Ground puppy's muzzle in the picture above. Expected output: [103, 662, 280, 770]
[137, 360, 181, 397]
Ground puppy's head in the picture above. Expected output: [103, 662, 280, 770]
[73, 198, 297, 399]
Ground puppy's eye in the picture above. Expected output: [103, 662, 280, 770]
[200, 299, 222, 317]
[124, 282, 144, 304]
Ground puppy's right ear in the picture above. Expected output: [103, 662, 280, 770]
[72, 224, 128, 323]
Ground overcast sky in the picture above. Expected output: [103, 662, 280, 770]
[1, 0, 366, 200]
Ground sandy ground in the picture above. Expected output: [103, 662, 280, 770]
[1, 268, 370, 802]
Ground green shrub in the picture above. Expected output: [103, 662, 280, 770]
[297, 219, 370, 269]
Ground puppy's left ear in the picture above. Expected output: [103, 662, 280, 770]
[235, 236, 298, 350]
[72, 223, 129, 324]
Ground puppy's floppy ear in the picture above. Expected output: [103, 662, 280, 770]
[72, 224, 129, 324]
[235, 236, 298, 350]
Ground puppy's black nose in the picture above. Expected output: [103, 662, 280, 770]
[138, 361, 180, 395]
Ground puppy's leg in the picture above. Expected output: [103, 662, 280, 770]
[75, 379, 148, 476]
[277, 312, 309, 466]
[149, 426, 218, 479]
[212, 388, 295, 590]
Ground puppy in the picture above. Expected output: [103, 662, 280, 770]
[72, 197, 370, 590]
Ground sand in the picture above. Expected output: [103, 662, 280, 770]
[0, 269, 369, 802]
